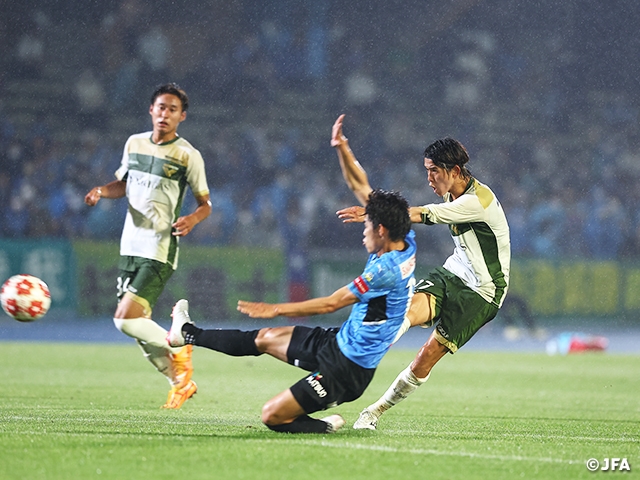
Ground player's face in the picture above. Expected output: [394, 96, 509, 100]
[424, 157, 456, 197]
[362, 216, 384, 256]
[149, 94, 186, 141]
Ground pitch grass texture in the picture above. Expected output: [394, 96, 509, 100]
[1, 343, 638, 480]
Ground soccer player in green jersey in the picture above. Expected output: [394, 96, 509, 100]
[84, 83, 212, 409]
[331, 114, 511, 430]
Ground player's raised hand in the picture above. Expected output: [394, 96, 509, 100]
[331, 114, 347, 147]
[337, 205, 366, 223]
[237, 300, 279, 318]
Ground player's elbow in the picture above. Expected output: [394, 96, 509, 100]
[320, 296, 345, 314]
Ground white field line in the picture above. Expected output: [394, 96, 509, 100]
[0, 429, 582, 464]
[284, 439, 581, 465]
[3, 416, 637, 445]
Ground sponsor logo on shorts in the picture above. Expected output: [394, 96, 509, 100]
[437, 324, 449, 339]
[354, 276, 369, 294]
[306, 372, 328, 398]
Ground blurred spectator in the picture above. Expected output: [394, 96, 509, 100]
[13, 15, 46, 79]
[345, 66, 378, 109]
[75, 69, 106, 128]
[529, 193, 566, 258]
[582, 187, 627, 259]
[502, 187, 531, 257]
[2, 0, 640, 268]
[137, 24, 171, 85]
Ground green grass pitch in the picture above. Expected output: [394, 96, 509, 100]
[1, 342, 638, 480]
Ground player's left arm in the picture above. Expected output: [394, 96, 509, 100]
[172, 193, 212, 237]
[237, 285, 358, 318]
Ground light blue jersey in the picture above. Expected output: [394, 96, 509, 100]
[337, 230, 417, 369]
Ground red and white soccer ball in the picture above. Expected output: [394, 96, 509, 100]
[1, 274, 51, 322]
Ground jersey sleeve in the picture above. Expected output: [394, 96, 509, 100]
[348, 256, 397, 302]
[114, 136, 132, 181]
[186, 148, 209, 197]
[420, 193, 485, 225]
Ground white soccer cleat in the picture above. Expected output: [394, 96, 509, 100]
[321, 414, 346, 433]
[167, 299, 192, 347]
[353, 409, 378, 430]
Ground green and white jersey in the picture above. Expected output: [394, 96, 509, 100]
[115, 132, 209, 269]
[420, 178, 510, 307]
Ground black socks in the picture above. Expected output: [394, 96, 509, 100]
[183, 324, 261, 357]
[266, 415, 329, 434]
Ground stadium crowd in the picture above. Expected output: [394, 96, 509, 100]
[1, 0, 639, 261]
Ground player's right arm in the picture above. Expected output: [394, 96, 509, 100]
[331, 114, 373, 206]
[84, 180, 127, 206]
[238, 285, 358, 318]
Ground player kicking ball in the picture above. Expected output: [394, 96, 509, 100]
[331, 114, 510, 430]
[167, 189, 416, 433]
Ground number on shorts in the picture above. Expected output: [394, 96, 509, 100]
[116, 276, 131, 298]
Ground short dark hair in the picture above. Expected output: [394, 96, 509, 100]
[424, 137, 471, 178]
[150, 83, 189, 111]
[365, 189, 411, 242]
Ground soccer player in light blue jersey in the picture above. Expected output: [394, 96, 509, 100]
[331, 114, 510, 430]
[167, 189, 416, 434]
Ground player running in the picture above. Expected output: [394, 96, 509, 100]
[84, 83, 211, 409]
[167, 189, 416, 433]
[331, 114, 510, 430]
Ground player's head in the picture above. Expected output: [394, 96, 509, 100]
[150, 83, 189, 112]
[424, 137, 471, 179]
[365, 189, 411, 242]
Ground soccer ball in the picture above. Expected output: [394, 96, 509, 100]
[1, 274, 51, 322]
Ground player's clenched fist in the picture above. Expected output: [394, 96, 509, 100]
[84, 187, 102, 206]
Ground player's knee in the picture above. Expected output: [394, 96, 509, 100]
[408, 293, 433, 327]
[112, 317, 139, 339]
[261, 400, 280, 426]
[254, 328, 277, 353]
[113, 317, 128, 334]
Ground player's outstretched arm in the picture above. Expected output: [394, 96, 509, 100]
[84, 180, 127, 206]
[238, 285, 357, 318]
[331, 114, 373, 206]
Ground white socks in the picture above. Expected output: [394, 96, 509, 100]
[113, 317, 180, 352]
[114, 317, 180, 385]
[368, 365, 430, 417]
[135, 340, 178, 385]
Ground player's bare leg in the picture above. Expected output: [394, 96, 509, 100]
[407, 292, 435, 327]
[261, 389, 307, 425]
[113, 295, 193, 408]
[261, 389, 345, 434]
[254, 326, 295, 361]
[354, 293, 445, 430]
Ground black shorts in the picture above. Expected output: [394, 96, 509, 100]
[287, 326, 376, 414]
